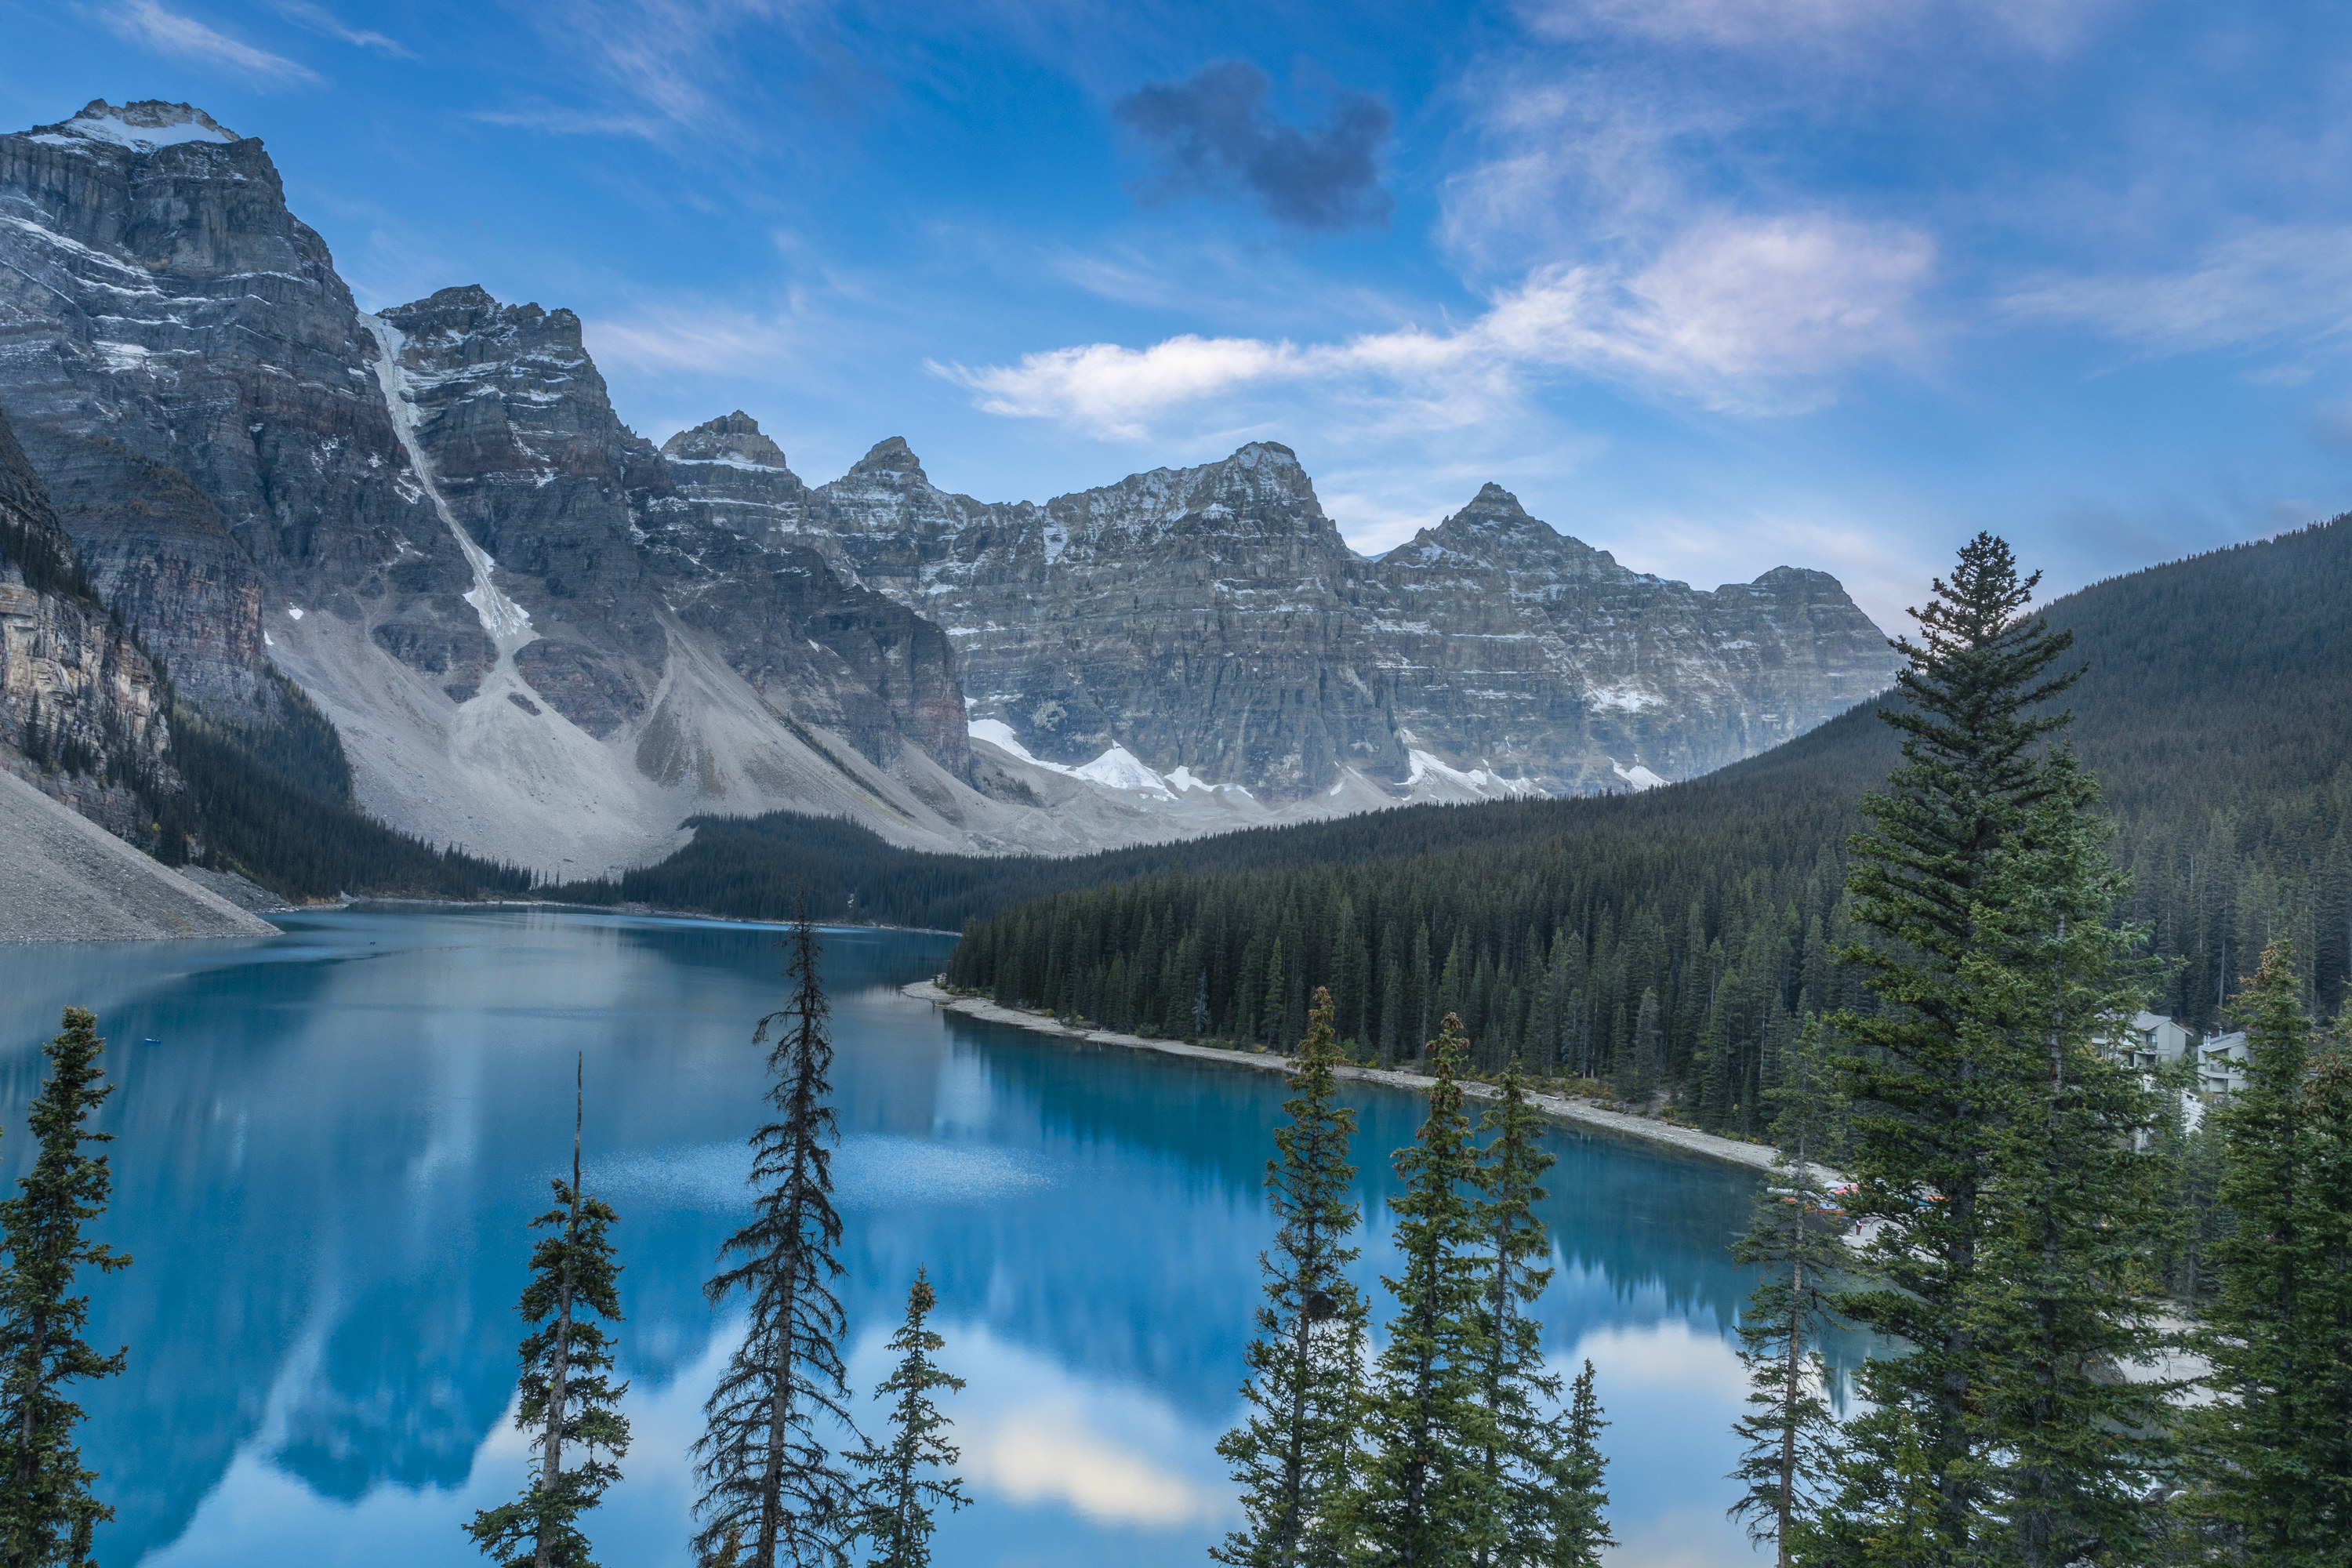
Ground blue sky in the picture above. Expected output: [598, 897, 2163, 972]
[5, 0, 2350, 627]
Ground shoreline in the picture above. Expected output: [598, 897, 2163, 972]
[902, 980, 1791, 1176]
[336, 898, 964, 937]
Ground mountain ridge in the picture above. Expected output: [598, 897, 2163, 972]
[0, 97, 1897, 877]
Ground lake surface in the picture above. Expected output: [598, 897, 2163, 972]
[0, 909, 1774, 1566]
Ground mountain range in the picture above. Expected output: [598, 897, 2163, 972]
[0, 100, 1896, 884]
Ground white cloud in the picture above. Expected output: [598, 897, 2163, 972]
[937, 213, 1934, 439]
[103, 0, 325, 85]
[2004, 224, 2352, 355]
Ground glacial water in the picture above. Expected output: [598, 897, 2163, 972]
[0, 909, 1777, 1566]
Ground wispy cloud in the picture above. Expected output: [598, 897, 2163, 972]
[469, 106, 669, 140]
[103, 0, 324, 85]
[2003, 224, 2352, 355]
[585, 301, 808, 377]
[507, 0, 818, 144]
[936, 213, 1934, 439]
[1530, 0, 2115, 57]
[267, 0, 411, 57]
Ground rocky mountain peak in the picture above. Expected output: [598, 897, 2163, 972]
[1230, 441, 1301, 471]
[34, 100, 240, 151]
[848, 437, 927, 485]
[662, 412, 788, 470]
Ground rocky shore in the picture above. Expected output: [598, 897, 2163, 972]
[901, 979, 1788, 1175]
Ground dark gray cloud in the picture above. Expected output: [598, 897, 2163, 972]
[1115, 60, 1393, 231]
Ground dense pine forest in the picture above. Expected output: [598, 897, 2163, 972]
[938, 516, 2352, 1132]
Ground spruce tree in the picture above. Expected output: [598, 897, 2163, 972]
[1214, 987, 1367, 1568]
[467, 1058, 630, 1568]
[0, 1008, 128, 1568]
[847, 1271, 967, 1568]
[1823, 533, 2083, 1560]
[1961, 750, 2169, 1566]
[695, 910, 855, 1568]
[2178, 938, 2352, 1559]
[1726, 1018, 1845, 1567]
[1354, 1014, 1497, 1568]
[1468, 1060, 1561, 1568]
[1545, 1362, 1612, 1568]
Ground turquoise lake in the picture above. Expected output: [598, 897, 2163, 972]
[0, 909, 1774, 1566]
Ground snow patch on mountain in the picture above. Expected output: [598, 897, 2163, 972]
[1404, 749, 1541, 799]
[1611, 760, 1669, 790]
[35, 100, 238, 151]
[969, 720, 1178, 799]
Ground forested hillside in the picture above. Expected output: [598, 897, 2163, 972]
[935, 517, 2352, 1132]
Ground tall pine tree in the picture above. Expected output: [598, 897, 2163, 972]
[696, 910, 855, 1568]
[1215, 987, 1367, 1568]
[0, 1007, 129, 1568]
[1353, 1014, 1497, 1568]
[1962, 750, 2169, 1566]
[1726, 1018, 1845, 1567]
[2178, 938, 2352, 1559]
[467, 1058, 630, 1568]
[1468, 1061, 1562, 1568]
[1824, 533, 2082, 1561]
[847, 1271, 967, 1568]
[1546, 1362, 1612, 1568]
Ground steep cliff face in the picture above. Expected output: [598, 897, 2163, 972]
[0, 403, 172, 840]
[0, 101, 445, 719]
[713, 430, 1896, 797]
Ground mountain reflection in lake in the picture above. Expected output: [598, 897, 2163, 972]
[0, 909, 1779, 1565]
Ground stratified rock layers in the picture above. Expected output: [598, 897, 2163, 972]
[673, 425, 1898, 796]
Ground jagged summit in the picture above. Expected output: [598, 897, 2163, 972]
[662, 412, 788, 470]
[33, 100, 239, 151]
[848, 436, 927, 483]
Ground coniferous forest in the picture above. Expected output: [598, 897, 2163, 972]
[936, 516, 2352, 1138]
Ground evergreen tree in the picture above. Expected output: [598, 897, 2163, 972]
[1545, 1362, 1612, 1568]
[1824, 533, 2082, 1560]
[467, 1058, 630, 1568]
[1214, 987, 1367, 1568]
[1962, 750, 2170, 1566]
[847, 1271, 967, 1568]
[0, 1008, 128, 1568]
[2178, 938, 2352, 1559]
[1726, 1018, 1845, 1567]
[1354, 1015, 1497, 1568]
[695, 910, 855, 1568]
[1468, 1061, 1562, 1567]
